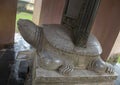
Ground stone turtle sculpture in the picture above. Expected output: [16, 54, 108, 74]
[17, 19, 74, 75]
[17, 19, 114, 75]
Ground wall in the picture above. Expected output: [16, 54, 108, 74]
[0, 0, 17, 48]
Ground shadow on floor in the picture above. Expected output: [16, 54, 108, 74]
[0, 49, 15, 85]
[0, 33, 31, 85]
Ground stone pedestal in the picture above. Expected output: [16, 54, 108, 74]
[32, 57, 117, 85]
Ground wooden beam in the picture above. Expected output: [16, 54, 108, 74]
[33, 0, 65, 25]
[92, 0, 120, 60]
[33, 0, 42, 25]
[0, 0, 17, 47]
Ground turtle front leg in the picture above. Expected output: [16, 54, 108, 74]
[58, 62, 74, 75]
[37, 50, 74, 75]
[87, 56, 114, 74]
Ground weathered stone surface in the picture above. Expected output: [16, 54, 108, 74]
[43, 24, 102, 56]
[17, 19, 43, 51]
[18, 19, 115, 75]
[33, 62, 117, 85]
[34, 83, 114, 85]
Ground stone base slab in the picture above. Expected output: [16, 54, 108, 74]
[32, 67, 117, 85]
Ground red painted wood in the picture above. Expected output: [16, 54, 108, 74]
[92, 0, 120, 60]
[39, 0, 65, 24]
[0, 0, 17, 46]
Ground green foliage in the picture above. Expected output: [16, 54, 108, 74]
[118, 56, 120, 63]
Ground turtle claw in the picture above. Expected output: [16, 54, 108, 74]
[105, 63, 114, 74]
[58, 63, 74, 75]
